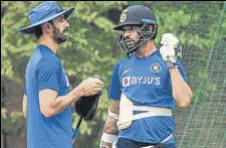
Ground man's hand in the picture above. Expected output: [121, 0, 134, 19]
[160, 33, 182, 64]
[76, 77, 104, 97]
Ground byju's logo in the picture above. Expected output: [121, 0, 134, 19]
[122, 76, 161, 87]
[122, 77, 130, 87]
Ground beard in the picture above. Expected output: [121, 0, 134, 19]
[125, 38, 137, 49]
[123, 36, 142, 52]
[53, 26, 68, 44]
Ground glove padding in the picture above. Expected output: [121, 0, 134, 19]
[160, 33, 182, 63]
[74, 75, 102, 121]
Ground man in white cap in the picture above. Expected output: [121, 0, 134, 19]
[20, 1, 104, 148]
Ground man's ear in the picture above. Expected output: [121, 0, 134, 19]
[42, 22, 53, 33]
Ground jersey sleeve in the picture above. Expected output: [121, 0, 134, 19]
[108, 62, 121, 100]
[37, 59, 61, 93]
[168, 59, 188, 88]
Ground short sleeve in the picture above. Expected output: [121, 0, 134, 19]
[108, 62, 121, 100]
[168, 59, 188, 88]
[37, 59, 61, 92]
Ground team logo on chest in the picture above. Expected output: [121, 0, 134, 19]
[150, 63, 161, 73]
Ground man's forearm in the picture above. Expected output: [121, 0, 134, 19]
[100, 102, 120, 148]
[100, 115, 119, 147]
[170, 68, 193, 108]
[41, 88, 82, 117]
[50, 94, 79, 114]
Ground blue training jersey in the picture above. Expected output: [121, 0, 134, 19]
[25, 45, 72, 148]
[109, 49, 187, 143]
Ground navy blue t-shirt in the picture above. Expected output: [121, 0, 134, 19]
[109, 49, 187, 143]
[25, 45, 72, 148]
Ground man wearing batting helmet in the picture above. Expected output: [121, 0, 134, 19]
[20, 1, 104, 148]
[100, 5, 193, 148]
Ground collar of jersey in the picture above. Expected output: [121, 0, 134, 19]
[37, 44, 55, 55]
[133, 48, 159, 60]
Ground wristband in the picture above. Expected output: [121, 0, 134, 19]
[101, 133, 118, 144]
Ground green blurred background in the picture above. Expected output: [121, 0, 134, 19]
[1, 1, 225, 148]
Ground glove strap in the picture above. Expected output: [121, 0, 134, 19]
[166, 60, 178, 70]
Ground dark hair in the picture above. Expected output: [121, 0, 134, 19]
[34, 21, 54, 39]
[34, 25, 43, 39]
